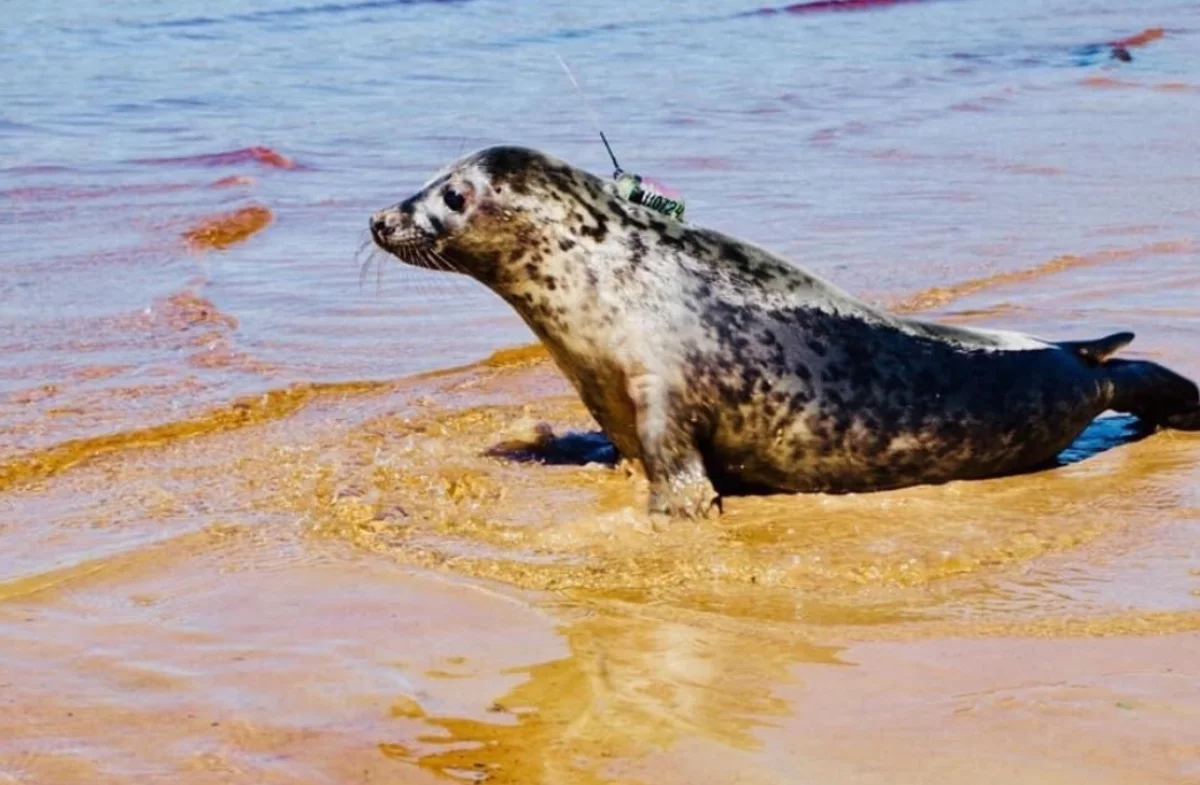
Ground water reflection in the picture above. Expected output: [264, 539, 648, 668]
[1055, 413, 1146, 466]
[380, 607, 841, 784]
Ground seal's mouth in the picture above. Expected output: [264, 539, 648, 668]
[369, 214, 465, 276]
[370, 210, 436, 268]
[371, 224, 427, 264]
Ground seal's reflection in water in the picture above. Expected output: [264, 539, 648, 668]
[379, 607, 841, 785]
[1055, 413, 1147, 466]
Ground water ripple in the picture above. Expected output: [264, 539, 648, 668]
[124, 0, 472, 30]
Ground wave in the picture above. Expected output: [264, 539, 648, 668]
[133, 146, 300, 170]
[0, 381, 388, 493]
[126, 0, 471, 30]
[891, 240, 1195, 314]
[746, 0, 935, 16]
[0, 343, 553, 494]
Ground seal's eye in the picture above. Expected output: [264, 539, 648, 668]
[442, 187, 466, 213]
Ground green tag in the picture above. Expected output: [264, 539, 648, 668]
[615, 172, 686, 221]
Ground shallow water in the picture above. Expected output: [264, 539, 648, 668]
[2, 0, 1200, 782]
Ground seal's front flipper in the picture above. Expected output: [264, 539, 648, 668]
[1060, 331, 1136, 366]
[1106, 358, 1200, 431]
[647, 474, 722, 519]
[628, 374, 719, 518]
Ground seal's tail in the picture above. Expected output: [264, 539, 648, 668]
[1105, 359, 1200, 430]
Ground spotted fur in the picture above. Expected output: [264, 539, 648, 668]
[371, 146, 1200, 517]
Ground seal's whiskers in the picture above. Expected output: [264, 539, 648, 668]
[375, 246, 385, 294]
[427, 248, 462, 277]
[372, 246, 470, 299]
[355, 235, 377, 292]
[417, 249, 471, 295]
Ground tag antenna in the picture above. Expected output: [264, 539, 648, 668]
[557, 54, 623, 176]
[598, 131, 622, 175]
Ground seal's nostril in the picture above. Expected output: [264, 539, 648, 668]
[370, 217, 393, 243]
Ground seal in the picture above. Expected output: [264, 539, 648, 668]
[370, 146, 1200, 517]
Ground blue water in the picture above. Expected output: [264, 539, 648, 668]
[2, 0, 1199, 451]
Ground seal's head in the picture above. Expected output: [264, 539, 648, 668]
[370, 146, 596, 288]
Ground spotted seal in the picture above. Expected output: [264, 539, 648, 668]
[370, 146, 1200, 517]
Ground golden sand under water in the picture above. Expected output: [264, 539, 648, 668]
[2, 241, 1200, 783]
[890, 240, 1196, 314]
[182, 205, 274, 251]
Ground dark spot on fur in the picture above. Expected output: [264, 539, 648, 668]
[627, 233, 647, 266]
[541, 168, 576, 198]
[658, 232, 684, 250]
[722, 242, 749, 266]
[821, 366, 846, 384]
[580, 221, 607, 242]
[577, 200, 610, 243]
[478, 147, 541, 191]
[559, 238, 576, 252]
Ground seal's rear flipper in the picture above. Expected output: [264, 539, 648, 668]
[1106, 358, 1200, 431]
[1060, 331, 1136, 366]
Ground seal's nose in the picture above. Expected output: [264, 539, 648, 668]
[370, 212, 394, 245]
